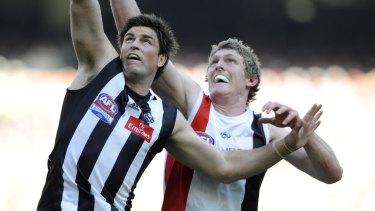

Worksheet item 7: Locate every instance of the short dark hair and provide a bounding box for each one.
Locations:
[118,14,179,79]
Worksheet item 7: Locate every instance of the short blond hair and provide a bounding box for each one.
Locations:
[209,38,262,103]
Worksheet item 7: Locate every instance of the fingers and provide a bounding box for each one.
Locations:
[292,118,303,131]
[313,120,321,131]
[258,117,274,124]
[312,110,323,130]
[262,101,301,126]
[262,101,290,114]
[280,110,299,126]
[262,101,279,114]
[261,102,322,132]
[291,103,322,134]
[303,104,322,121]
[284,104,323,150]
[303,104,323,134]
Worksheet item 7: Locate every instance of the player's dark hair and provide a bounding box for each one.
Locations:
[118,14,179,79]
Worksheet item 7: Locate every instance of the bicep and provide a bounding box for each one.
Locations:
[110,0,141,32]
[152,61,202,117]
[71,0,105,61]
[70,0,118,88]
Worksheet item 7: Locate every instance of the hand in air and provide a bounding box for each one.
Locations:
[258,101,301,128]
[284,104,323,150]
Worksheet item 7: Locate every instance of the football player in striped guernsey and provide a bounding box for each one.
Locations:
[110,0,343,211]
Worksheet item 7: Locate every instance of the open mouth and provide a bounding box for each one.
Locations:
[214,75,229,83]
[127,53,141,61]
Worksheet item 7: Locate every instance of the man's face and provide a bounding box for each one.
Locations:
[207,49,250,98]
[120,26,166,77]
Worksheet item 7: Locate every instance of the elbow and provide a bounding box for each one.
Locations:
[330,167,344,184]
[323,166,343,184]
[213,167,240,184]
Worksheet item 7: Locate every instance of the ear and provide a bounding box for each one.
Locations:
[246,75,258,88]
[157,54,168,68]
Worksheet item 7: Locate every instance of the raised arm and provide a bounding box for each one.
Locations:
[261,102,343,184]
[165,104,323,183]
[152,62,202,118]
[292,133,343,183]
[69,0,118,90]
[110,0,201,117]
[110,0,141,32]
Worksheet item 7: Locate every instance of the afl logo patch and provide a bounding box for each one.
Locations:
[90,93,118,124]
[196,131,215,145]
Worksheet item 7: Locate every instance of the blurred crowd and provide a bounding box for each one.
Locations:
[0,58,374,211]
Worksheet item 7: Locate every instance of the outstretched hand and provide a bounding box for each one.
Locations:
[284,104,323,150]
[258,101,301,128]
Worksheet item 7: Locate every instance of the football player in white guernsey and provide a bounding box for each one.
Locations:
[110,0,343,211]
[37,0,334,210]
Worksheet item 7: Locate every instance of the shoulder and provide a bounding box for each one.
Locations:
[69,57,122,90]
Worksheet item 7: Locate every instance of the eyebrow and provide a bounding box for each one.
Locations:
[124,32,155,41]
[211,53,238,60]
[223,53,238,58]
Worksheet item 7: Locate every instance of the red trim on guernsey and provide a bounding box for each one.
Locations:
[162,94,211,211]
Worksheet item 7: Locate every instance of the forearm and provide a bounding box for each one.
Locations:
[173,143,286,184]
[220,140,292,183]
[168,113,293,183]
[110,0,141,32]
[69,0,119,91]
[303,133,343,183]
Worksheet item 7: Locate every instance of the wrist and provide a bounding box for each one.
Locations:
[284,135,298,151]
[283,138,294,153]
[271,139,294,159]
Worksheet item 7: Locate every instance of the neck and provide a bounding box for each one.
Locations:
[210,94,248,116]
[125,80,151,96]
[123,69,155,96]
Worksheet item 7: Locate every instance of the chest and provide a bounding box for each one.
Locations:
[209,125,253,151]
[202,113,258,151]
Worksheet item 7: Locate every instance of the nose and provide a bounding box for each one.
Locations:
[128,38,140,50]
[215,59,225,71]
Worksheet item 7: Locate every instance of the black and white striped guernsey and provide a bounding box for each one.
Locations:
[37,58,177,211]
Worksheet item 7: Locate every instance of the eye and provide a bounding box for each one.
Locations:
[227,58,236,64]
[142,38,152,45]
[124,36,134,43]
[209,59,218,66]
